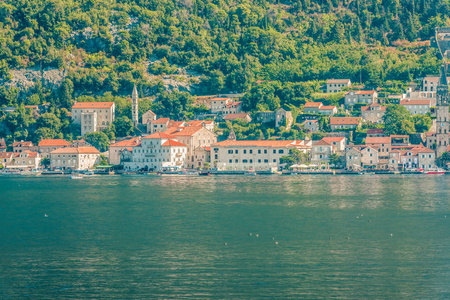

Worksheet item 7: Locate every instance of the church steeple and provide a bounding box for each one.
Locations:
[132,85,139,127]
[436,64,450,158]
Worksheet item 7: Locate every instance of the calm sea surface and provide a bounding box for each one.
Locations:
[0,175,450,299]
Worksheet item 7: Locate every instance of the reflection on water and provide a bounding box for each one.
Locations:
[0,175,450,298]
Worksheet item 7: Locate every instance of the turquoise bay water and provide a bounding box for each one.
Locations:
[1,175,450,299]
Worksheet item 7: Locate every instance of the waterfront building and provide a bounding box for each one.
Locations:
[38,139,72,158]
[109,137,141,165]
[344,91,378,108]
[399,99,431,115]
[361,103,386,123]
[132,85,139,127]
[123,132,187,171]
[71,102,115,136]
[329,117,362,131]
[0,152,14,167]
[12,141,37,153]
[346,146,379,170]
[12,151,41,169]
[193,146,211,169]
[311,140,332,164]
[49,147,101,170]
[326,79,351,93]
[322,137,346,153]
[166,126,217,169]
[396,145,436,170]
[211,140,311,171]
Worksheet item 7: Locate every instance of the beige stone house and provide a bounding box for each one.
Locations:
[72,102,115,136]
[49,147,101,170]
[38,139,72,158]
[361,103,386,123]
[330,117,362,131]
[326,79,351,93]
[109,137,141,165]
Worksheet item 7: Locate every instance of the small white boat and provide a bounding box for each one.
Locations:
[84,170,94,176]
[424,168,445,175]
[244,170,257,176]
[177,171,199,176]
[69,175,83,179]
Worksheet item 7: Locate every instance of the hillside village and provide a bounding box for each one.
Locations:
[1,65,450,174]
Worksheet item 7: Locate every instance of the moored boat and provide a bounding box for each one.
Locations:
[147,172,162,176]
[177,171,199,176]
[199,171,210,176]
[244,170,257,176]
[424,168,445,175]
[69,175,84,179]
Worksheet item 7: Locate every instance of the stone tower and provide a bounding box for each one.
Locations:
[132,84,139,127]
[436,65,450,158]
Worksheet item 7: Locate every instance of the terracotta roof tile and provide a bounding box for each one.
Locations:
[38,139,72,147]
[110,137,141,147]
[327,79,351,84]
[161,140,187,147]
[142,132,174,139]
[319,105,336,110]
[400,99,431,105]
[72,102,114,109]
[304,102,323,108]
[223,113,250,120]
[211,140,296,148]
[322,137,345,142]
[152,118,170,124]
[330,117,361,125]
[50,147,101,154]
[366,137,391,144]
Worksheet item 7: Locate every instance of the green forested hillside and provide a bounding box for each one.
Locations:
[0,0,447,142]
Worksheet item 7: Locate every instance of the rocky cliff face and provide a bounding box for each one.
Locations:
[0,67,67,91]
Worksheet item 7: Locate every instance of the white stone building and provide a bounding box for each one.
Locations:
[399,99,431,115]
[123,132,187,171]
[326,79,351,93]
[72,102,115,136]
[109,137,141,165]
[49,147,101,170]
[361,103,386,123]
[211,140,311,171]
[344,91,378,108]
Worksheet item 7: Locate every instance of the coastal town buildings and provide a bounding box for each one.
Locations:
[344,91,378,108]
[49,147,101,170]
[435,66,450,158]
[38,139,72,158]
[165,126,217,169]
[211,140,311,171]
[346,146,379,170]
[311,140,333,164]
[329,117,362,131]
[318,105,338,116]
[123,132,187,171]
[0,151,41,169]
[326,79,351,93]
[361,103,386,123]
[109,137,141,165]
[210,97,243,115]
[71,102,115,136]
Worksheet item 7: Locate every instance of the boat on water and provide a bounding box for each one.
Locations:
[177,171,199,176]
[84,170,94,176]
[424,169,446,175]
[199,171,210,176]
[147,172,162,176]
[69,175,84,179]
[244,170,257,176]
[41,170,64,175]
[0,170,21,176]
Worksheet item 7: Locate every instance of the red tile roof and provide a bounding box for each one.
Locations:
[304,102,323,108]
[327,79,350,84]
[366,137,391,144]
[142,132,174,139]
[330,117,361,125]
[319,105,336,110]
[400,99,431,105]
[211,140,296,148]
[168,121,185,128]
[171,126,205,136]
[50,147,101,154]
[152,118,170,124]
[13,141,33,147]
[110,137,141,147]
[367,129,384,134]
[0,152,13,159]
[361,104,387,112]
[390,135,409,138]
[223,113,250,120]
[322,137,345,142]
[161,140,187,147]
[355,90,376,95]
[38,139,72,147]
[313,140,331,146]
[211,97,231,101]
[22,150,39,158]
[72,102,114,109]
